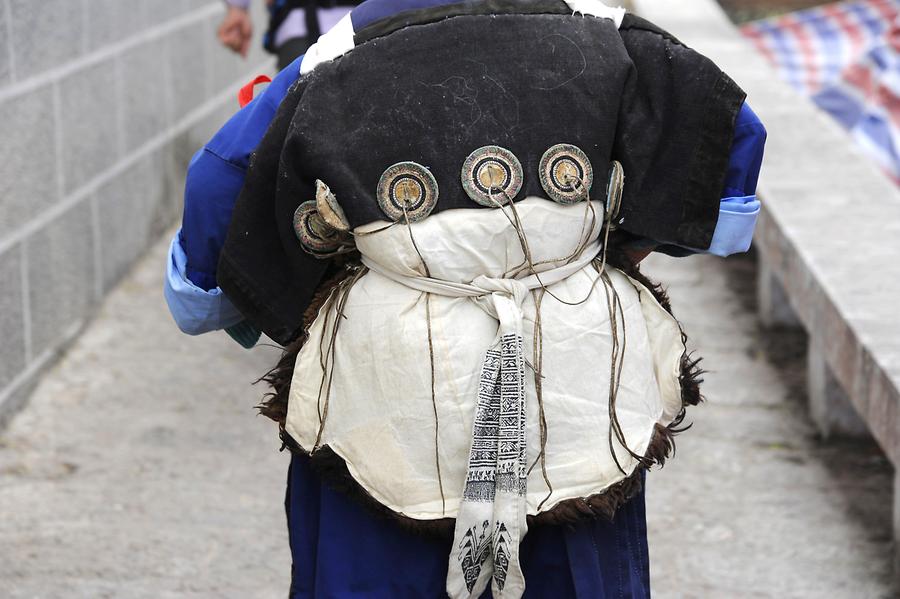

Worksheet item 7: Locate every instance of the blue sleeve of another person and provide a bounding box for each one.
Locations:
[705,102,767,257]
[163,55,303,338]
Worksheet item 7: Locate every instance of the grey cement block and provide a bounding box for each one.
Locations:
[187,0,217,12]
[87,0,205,54]
[808,339,871,439]
[162,133,192,219]
[0,245,26,392]
[189,97,231,148]
[25,199,96,357]
[0,85,58,239]
[146,149,181,237]
[85,0,147,51]
[9,0,84,77]
[119,37,169,153]
[167,21,210,125]
[85,0,122,51]
[0,1,11,87]
[153,0,195,23]
[161,99,230,219]
[59,59,122,194]
[0,374,36,429]
[757,254,801,328]
[95,153,168,291]
[155,99,237,246]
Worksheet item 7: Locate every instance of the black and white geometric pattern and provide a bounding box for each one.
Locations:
[462,349,501,503]
[457,519,492,593]
[452,333,527,597]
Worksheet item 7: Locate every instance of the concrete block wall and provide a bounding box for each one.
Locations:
[0,0,273,423]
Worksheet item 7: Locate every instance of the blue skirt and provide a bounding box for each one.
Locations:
[286,454,651,598]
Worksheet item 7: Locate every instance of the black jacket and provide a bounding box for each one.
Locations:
[220,1,746,344]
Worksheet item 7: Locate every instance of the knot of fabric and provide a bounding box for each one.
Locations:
[469,277,530,333]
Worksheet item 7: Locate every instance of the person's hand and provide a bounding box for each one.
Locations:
[218,6,253,57]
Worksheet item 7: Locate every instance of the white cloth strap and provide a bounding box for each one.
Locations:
[360,239,601,321]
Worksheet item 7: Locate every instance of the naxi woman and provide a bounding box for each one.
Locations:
[165,1,766,596]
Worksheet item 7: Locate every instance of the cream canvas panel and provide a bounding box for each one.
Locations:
[285,198,685,520]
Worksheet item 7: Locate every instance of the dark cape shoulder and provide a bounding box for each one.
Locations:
[614,14,746,249]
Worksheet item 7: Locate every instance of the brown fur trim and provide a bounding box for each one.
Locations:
[278,421,677,535]
[530,422,675,525]
[279,428,456,537]
[526,258,705,524]
[256,266,359,424]
[621,258,707,430]
[612,254,707,414]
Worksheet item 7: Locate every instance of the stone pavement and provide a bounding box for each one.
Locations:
[0,232,895,598]
[642,254,896,598]
[0,235,288,598]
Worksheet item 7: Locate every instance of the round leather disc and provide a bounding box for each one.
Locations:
[376,162,439,223]
[461,145,523,207]
[605,160,625,227]
[539,144,594,205]
[293,201,343,254]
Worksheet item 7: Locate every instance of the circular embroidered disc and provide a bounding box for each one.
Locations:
[376,162,438,223]
[315,180,350,232]
[539,144,594,205]
[461,146,523,207]
[293,201,343,254]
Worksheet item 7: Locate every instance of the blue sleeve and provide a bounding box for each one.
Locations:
[164,230,245,334]
[704,102,766,257]
[181,54,304,291]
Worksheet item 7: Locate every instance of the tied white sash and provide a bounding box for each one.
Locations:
[361,239,601,599]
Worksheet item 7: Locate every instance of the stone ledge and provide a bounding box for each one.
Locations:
[631,0,900,463]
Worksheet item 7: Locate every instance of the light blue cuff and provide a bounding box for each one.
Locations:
[704,196,760,257]
[164,230,245,335]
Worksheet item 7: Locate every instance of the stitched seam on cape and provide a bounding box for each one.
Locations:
[618,14,686,48]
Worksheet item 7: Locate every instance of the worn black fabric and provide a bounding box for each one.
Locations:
[219,6,745,344]
[287,13,627,229]
[615,14,746,248]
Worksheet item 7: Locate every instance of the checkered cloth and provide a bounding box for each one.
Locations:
[742,0,900,180]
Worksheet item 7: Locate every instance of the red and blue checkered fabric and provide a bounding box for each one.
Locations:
[743,0,900,181]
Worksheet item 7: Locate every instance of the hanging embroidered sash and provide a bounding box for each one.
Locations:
[451,332,527,598]
[362,239,600,598]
